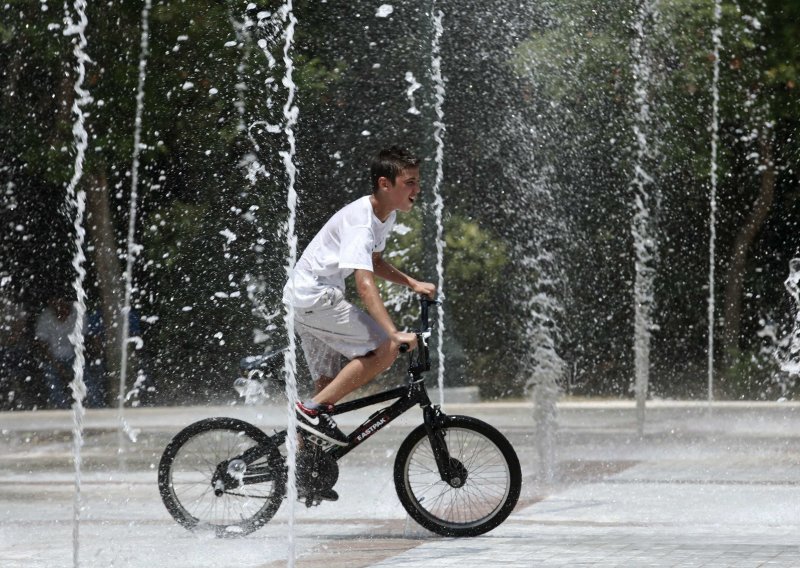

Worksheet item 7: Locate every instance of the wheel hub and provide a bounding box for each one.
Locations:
[446,458,468,488]
[211,458,248,496]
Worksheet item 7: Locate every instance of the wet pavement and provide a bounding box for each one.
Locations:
[1,399,799,567]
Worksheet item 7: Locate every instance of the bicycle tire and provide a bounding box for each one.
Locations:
[394,415,521,537]
[158,417,286,537]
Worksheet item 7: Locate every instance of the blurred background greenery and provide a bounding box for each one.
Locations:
[1,0,799,408]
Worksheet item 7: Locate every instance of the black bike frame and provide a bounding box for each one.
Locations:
[237,297,451,481]
[325,295,438,459]
[328,379,431,460]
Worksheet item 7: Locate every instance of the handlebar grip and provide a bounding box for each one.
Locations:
[399,343,410,353]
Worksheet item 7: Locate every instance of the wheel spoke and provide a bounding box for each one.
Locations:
[160,419,286,536]
[399,421,519,535]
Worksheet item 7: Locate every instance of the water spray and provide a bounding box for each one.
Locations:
[430,8,447,405]
[706,0,723,406]
[277,3,300,565]
[62,0,91,564]
[630,0,661,436]
[118,0,152,457]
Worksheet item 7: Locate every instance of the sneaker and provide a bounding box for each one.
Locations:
[295,402,348,446]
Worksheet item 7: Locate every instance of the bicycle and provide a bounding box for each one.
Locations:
[157,296,521,537]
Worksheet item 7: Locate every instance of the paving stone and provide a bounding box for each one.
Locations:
[1,401,799,567]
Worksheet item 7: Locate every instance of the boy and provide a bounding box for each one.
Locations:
[283,146,436,447]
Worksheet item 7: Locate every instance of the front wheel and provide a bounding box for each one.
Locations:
[394,415,521,537]
[158,417,286,537]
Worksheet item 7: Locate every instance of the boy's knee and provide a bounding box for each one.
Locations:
[375,339,399,367]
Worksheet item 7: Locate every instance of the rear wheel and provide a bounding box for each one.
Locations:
[394,415,521,537]
[158,417,286,537]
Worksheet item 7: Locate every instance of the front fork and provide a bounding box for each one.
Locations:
[423,405,467,488]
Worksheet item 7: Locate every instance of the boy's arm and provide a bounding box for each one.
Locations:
[355,269,417,351]
[372,253,436,298]
[354,269,400,337]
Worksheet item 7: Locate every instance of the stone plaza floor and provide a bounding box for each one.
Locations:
[1,399,798,567]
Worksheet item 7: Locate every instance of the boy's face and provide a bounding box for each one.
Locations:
[383,167,420,213]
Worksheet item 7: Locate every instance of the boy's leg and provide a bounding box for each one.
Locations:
[295,288,392,406]
[296,330,343,397]
[295,327,351,446]
[293,288,395,444]
[312,338,397,405]
[313,375,335,396]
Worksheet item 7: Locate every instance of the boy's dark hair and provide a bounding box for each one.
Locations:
[370,146,420,192]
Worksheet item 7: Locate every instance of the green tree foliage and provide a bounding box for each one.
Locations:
[379,208,513,396]
[2,0,799,407]
[511,0,800,398]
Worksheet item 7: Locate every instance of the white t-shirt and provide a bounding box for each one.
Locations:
[284,196,395,308]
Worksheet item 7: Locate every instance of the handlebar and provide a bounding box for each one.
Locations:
[399,296,440,355]
[418,295,441,331]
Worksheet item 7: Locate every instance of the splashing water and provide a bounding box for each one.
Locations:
[514,150,567,484]
[781,259,800,377]
[234,375,268,404]
[229,8,253,136]
[376,4,394,18]
[756,259,800,395]
[630,0,660,435]
[277,3,300,566]
[430,9,447,405]
[524,245,565,483]
[118,0,151,456]
[233,8,284,353]
[492,111,566,482]
[707,0,722,405]
[405,71,422,115]
[62,0,91,565]
[241,8,283,184]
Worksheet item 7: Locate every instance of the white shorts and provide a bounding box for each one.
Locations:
[293,288,389,381]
